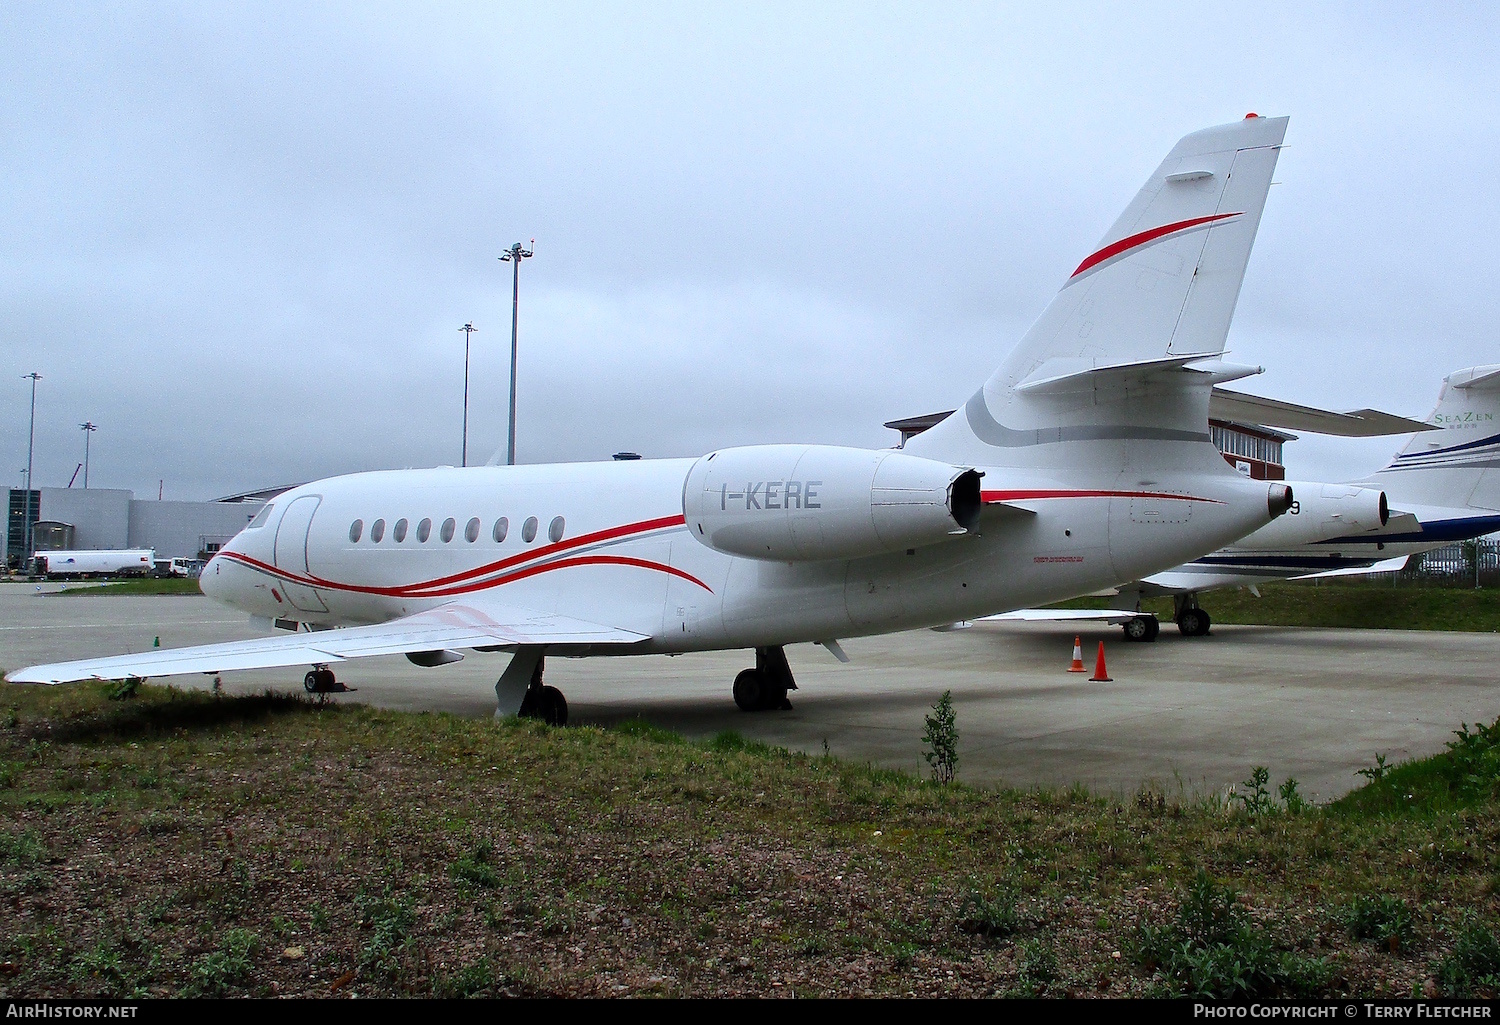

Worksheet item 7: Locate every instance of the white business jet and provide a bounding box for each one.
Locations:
[9,115,1297,721]
[1113,366,1500,636]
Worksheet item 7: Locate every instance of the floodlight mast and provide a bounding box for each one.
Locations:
[458,324,476,467]
[79,422,97,489]
[498,240,534,466]
[22,373,41,561]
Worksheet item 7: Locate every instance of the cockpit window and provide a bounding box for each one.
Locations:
[246,504,275,529]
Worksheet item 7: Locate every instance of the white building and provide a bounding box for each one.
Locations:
[3,486,289,569]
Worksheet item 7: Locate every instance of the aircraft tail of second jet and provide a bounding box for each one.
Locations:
[1367,366,1500,512]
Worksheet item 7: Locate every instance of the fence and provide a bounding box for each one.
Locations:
[1398,538,1500,588]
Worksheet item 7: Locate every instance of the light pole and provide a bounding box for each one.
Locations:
[22,373,41,560]
[79,422,97,489]
[498,240,534,466]
[458,324,476,467]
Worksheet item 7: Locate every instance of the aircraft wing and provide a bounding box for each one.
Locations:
[977,608,1150,625]
[4,600,649,685]
[1290,555,1411,581]
[1209,388,1437,437]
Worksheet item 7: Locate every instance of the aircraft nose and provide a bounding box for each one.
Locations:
[199,553,227,600]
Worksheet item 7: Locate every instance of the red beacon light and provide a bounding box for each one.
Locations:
[1244,112,1260,118]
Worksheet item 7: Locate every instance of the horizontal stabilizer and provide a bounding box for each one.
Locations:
[6,600,648,685]
[1014,353,1263,396]
[1210,388,1437,437]
[1451,367,1500,391]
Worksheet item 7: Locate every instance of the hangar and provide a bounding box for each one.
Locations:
[2,485,288,570]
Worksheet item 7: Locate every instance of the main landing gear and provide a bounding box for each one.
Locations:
[1173,594,1212,637]
[518,657,569,727]
[494,648,568,726]
[733,646,797,712]
[303,666,348,692]
[1121,615,1161,642]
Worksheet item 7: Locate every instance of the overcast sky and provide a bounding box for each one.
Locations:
[4,3,1498,500]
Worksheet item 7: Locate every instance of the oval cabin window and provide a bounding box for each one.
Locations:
[349,520,363,543]
[393,518,408,542]
[417,518,432,542]
[522,516,538,543]
[492,517,509,543]
[371,519,386,543]
[549,516,565,543]
[440,517,456,543]
[465,517,481,543]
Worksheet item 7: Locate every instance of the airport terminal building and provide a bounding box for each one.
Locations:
[2,486,283,570]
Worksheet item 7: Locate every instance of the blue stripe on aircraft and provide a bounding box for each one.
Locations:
[1393,432,1500,461]
[1310,515,1500,546]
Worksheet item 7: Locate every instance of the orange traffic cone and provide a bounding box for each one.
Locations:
[1090,640,1112,682]
[1067,636,1086,672]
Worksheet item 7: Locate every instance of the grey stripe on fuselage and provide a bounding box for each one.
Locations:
[964,392,1210,448]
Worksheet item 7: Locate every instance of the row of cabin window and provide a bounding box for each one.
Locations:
[347,515,564,546]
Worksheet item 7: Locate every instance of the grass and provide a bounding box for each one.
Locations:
[1052,581,1500,632]
[0,681,1498,997]
[46,578,203,596]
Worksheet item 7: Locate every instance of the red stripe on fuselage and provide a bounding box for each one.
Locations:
[216,513,712,597]
[1070,212,1241,280]
[982,489,1223,504]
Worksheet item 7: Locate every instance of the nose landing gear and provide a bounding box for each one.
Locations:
[732,646,797,712]
[1121,615,1160,642]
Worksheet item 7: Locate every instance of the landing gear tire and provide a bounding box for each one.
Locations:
[733,669,764,712]
[519,683,568,726]
[303,668,337,693]
[1177,609,1211,637]
[536,685,568,726]
[1122,616,1159,642]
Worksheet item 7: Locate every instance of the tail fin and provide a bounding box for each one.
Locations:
[1368,366,1500,510]
[908,115,1287,468]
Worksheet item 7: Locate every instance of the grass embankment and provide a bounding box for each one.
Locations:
[1054,581,1500,632]
[1,683,1498,998]
[48,578,202,597]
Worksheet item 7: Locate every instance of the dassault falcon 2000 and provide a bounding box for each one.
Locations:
[10,114,1297,723]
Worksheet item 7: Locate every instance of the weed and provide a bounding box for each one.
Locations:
[1357,753,1391,784]
[1235,767,1273,815]
[185,929,257,997]
[1278,777,1307,814]
[449,840,500,889]
[0,829,47,866]
[1344,895,1415,953]
[356,888,416,971]
[922,690,959,784]
[1131,871,1332,998]
[1446,720,1500,802]
[308,903,330,932]
[106,678,141,702]
[796,935,828,956]
[957,885,1020,940]
[435,959,495,997]
[1018,936,1058,990]
[1134,783,1167,814]
[1437,919,1500,996]
[70,940,128,987]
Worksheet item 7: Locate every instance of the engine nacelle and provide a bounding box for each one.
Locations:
[1234,481,1388,550]
[683,445,982,562]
